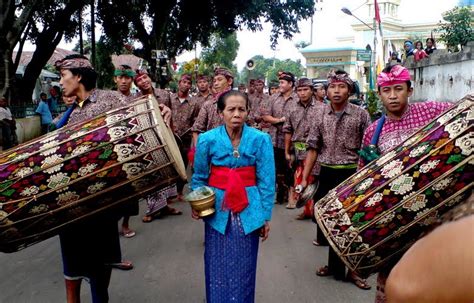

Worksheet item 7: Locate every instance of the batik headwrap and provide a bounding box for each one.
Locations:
[327,71,354,91]
[214,67,234,79]
[278,72,295,83]
[296,78,313,88]
[180,74,192,82]
[55,58,93,70]
[197,74,209,81]
[114,66,136,77]
[377,65,411,87]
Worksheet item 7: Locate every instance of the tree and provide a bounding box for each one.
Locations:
[239,55,305,84]
[437,6,474,52]
[97,0,315,86]
[17,0,87,104]
[201,33,239,75]
[0,0,40,100]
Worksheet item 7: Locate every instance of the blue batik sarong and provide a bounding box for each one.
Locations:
[204,214,260,303]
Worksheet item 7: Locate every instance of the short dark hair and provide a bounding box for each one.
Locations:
[378,65,412,91]
[62,54,97,91]
[426,37,435,44]
[40,92,47,98]
[217,90,249,112]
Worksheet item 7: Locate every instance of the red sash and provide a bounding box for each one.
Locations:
[208,165,256,213]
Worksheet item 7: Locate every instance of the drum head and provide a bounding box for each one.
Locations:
[148,96,187,180]
[296,181,319,208]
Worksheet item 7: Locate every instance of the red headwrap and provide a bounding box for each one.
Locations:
[197,74,209,81]
[55,57,93,70]
[134,69,149,84]
[377,65,411,87]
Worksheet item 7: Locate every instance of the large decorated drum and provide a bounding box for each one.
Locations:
[0,95,186,252]
[315,95,473,278]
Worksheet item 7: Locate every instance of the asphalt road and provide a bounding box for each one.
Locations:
[0,202,376,303]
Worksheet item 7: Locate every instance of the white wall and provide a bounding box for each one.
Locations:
[407,43,473,103]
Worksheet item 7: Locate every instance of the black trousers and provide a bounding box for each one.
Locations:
[313,165,356,279]
[177,136,191,194]
[274,148,293,203]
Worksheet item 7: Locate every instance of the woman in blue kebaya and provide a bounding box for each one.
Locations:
[191,90,275,303]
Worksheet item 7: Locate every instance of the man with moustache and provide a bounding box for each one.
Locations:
[134,69,171,108]
[248,78,269,129]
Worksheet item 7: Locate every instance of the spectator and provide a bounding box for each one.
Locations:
[402,41,414,63]
[389,51,402,65]
[0,96,17,150]
[36,92,53,135]
[48,85,61,117]
[414,41,429,62]
[425,37,437,55]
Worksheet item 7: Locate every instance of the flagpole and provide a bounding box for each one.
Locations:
[371,17,376,90]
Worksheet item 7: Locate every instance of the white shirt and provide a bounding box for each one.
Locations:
[0,107,13,120]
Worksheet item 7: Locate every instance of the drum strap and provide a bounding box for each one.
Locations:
[370,115,386,146]
[55,103,77,129]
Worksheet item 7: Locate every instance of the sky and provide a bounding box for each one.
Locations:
[21,0,458,71]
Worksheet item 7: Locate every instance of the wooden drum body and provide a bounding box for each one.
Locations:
[315,95,473,277]
[0,95,186,252]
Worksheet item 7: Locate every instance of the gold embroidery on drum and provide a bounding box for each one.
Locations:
[71,145,91,157]
[77,163,98,177]
[29,204,49,214]
[56,191,80,206]
[445,118,469,138]
[47,172,70,190]
[87,182,107,194]
[402,194,427,212]
[122,162,145,178]
[419,159,441,173]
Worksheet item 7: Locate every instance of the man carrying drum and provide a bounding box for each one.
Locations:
[54,54,171,303]
[133,70,183,222]
[359,64,452,303]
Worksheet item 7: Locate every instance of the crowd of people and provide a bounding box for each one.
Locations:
[1,51,471,303]
[397,37,437,64]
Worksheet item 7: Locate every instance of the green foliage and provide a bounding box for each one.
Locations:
[239,55,305,84]
[201,33,239,74]
[366,90,382,121]
[95,37,115,89]
[437,6,474,52]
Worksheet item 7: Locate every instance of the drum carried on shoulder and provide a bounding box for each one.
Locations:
[0,95,186,253]
[315,95,473,278]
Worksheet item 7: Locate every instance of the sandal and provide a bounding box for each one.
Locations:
[316,265,332,277]
[164,206,182,216]
[109,261,134,271]
[347,272,372,290]
[121,230,136,238]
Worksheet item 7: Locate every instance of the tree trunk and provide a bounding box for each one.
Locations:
[17,0,86,104]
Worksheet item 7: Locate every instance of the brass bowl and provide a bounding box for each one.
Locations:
[185,186,216,217]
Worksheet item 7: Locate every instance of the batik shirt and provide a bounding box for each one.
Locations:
[283,98,324,160]
[191,91,213,111]
[136,88,171,108]
[362,101,453,154]
[170,93,200,143]
[56,89,128,125]
[307,102,371,165]
[191,98,223,133]
[261,92,298,149]
[249,92,269,128]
